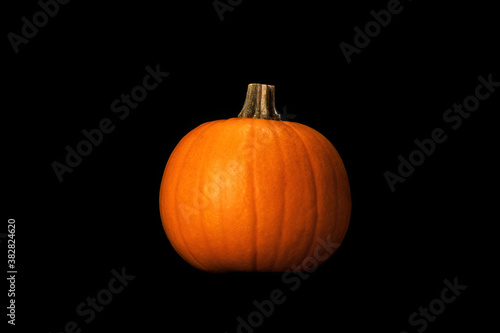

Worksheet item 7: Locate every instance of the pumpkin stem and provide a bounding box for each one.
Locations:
[238,83,282,120]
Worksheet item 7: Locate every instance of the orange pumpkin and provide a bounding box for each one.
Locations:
[159,84,351,272]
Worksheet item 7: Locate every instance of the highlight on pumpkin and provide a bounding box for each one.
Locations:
[159,83,351,272]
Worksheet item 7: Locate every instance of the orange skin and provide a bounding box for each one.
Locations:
[159,118,351,273]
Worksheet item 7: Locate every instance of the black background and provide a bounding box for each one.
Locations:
[4,0,498,332]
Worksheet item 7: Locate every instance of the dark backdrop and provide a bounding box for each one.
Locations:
[4,1,498,332]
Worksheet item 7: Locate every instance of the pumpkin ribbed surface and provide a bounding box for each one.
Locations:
[159,116,351,272]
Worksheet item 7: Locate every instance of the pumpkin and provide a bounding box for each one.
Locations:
[159,83,351,272]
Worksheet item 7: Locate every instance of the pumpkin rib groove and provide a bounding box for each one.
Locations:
[310,127,341,245]
[161,131,195,247]
[214,120,231,271]
[308,125,350,249]
[170,127,207,271]
[215,119,237,271]
[270,123,286,270]
[176,121,220,272]
[195,120,226,272]
[251,123,259,271]
[325,138,343,246]
[284,122,319,266]
[317,132,348,244]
